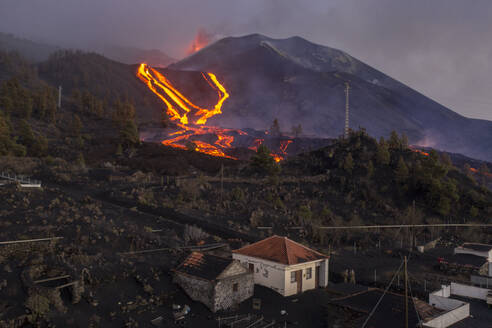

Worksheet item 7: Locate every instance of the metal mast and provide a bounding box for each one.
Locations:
[344,82,350,138]
[58,85,62,109]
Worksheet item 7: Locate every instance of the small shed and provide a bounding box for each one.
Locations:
[173,252,254,312]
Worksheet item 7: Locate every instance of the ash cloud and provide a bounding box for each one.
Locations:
[0,0,491,121]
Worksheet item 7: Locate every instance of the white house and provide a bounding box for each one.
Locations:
[454,243,492,261]
[232,235,329,296]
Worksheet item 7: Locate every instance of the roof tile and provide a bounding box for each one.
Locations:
[232,235,328,265]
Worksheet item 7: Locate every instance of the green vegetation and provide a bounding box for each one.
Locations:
[249,144,280,175]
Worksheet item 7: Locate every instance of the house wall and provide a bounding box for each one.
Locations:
[319,259,329,287]
[470,274,492,287]
[450,282,490,301]
[174,273,214,310]
[430,285,451,298]
[232,253,286,295]
[232,254,329,297]
[284,261,322,296]
[454,247,492,261]
[429,294,465,311]
[214,273,254,312]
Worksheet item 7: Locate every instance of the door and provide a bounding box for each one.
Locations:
[315,266,320,288]
[295,270,303,294]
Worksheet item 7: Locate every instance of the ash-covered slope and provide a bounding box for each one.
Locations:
[170,34,492,161]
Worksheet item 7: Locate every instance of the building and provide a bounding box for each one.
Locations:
[454,243,492,277]
[428,283,492,328]
[232,235,329,296]
[329,288,447,327]
[173,252,254,312]
[454,243,492,261]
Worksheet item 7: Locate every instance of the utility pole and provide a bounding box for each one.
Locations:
[344,82,350,139]
[404,256,408,328]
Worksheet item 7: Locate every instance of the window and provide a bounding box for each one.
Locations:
[233,283,238,292]
[249,263,254,273]
[306,268,312,280]
[290,271,296,283]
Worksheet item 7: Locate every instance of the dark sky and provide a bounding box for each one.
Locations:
[1,0,491,121]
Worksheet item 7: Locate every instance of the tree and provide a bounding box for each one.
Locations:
[395,156,409,182]
[72,114,82,136]
[119,120,139,148]
[291,124,302,138]
[366,160,375,179]
[388,130,400,149]
[250,144,280,175]
[76,152,85,168]
[376,139,390,165]
[18,119,35,148]
[400,133,409,150]
[479,163,490,186]
[343,153,354,173]
[440,153,453,167]
[269,118,281,137]
[297,205,312,225]
[115,143,123,156]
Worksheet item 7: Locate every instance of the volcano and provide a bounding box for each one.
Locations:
[169,34,492,162]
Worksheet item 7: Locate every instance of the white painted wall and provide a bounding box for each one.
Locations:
[232,253,328,296]
[489,262,492,277]
[429,294,465,311]
[451,282,490,301]
[232,253,287,295]
[284,261,319,296]
[430,285,451,298]
[424,303,470,328]
[319,259,329,287]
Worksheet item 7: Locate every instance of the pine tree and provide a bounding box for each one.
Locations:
[376,139,390,165]
[250,144,280,175]
[343,153,354,173]
[388,130,400,149]
[395,156,409,182]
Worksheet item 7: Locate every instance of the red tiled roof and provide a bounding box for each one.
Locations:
[232,235,328,265]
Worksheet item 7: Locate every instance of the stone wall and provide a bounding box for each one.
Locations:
[213,273,254,312]
[173,273,214,310]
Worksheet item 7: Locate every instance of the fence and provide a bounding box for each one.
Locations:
[0,172,41,187]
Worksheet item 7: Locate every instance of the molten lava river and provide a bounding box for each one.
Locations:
[137,63,289,161]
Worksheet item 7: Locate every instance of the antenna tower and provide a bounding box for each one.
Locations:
[344,82,350,138]
[58,85,62,109]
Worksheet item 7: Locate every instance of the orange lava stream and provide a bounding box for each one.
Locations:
[137,63,291,162]
[137,63,238,159]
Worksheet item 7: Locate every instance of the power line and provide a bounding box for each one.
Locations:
[362,259,405,328]
[317,223,492,230]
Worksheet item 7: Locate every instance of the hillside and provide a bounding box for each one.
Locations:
[170,34,492,162]
[0,32,59,63]
[95,45,175,67]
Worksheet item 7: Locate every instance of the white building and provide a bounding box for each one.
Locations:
[454,243,492,261]
[232,235,329,296]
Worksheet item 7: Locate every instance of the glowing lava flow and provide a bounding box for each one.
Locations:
[137,63,240,159]
[137,63,292,162]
